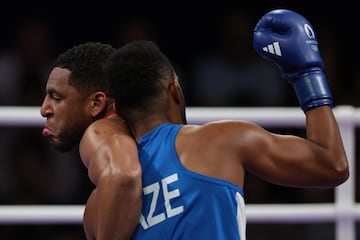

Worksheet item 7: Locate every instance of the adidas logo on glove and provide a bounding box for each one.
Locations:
[262,41,282,56]
[253,9,333,112]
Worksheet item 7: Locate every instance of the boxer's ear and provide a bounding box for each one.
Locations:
[89,91,107,117]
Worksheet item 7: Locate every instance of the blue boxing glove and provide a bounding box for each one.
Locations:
[253,9,333,112]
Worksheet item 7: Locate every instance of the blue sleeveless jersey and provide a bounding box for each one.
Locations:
[133,123,246,240]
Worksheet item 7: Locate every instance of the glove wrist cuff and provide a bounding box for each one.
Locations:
[293,71,333,112]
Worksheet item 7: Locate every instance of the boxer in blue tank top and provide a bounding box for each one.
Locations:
[105,10,349,238]
[134,123,246,239]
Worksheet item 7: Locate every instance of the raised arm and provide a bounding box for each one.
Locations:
[248,9,349,187]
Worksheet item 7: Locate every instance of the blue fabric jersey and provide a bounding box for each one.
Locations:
[133,123,246,240]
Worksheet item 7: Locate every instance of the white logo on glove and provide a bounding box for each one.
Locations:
[304,23,319,51]
[304,24,315,39]
[262,41,282,56]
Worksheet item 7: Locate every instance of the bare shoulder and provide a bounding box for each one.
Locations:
[80,115,133,167]
[89,115,130,135]
[176,120,267,186]
[181,120,265,138]
[178,120,271,153]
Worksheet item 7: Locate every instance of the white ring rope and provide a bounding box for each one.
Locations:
[0,203,359,224]
[0,106,358,240]
[1,105,360,126]
[0,205,84,224]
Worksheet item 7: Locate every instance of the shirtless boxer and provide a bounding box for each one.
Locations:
[40,42,141,240]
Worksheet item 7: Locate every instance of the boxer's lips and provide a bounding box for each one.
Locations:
[42,126,61,145]
[42,126,53,137]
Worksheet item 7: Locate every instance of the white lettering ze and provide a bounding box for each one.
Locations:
[139,173,184,229]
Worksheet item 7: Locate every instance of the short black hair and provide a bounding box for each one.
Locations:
[105,40,174,117]
[54,42,115,95]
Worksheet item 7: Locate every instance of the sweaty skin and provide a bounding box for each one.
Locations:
[132,78,349,190]
[175,107,347,189]
[80,113,142,240]
[41,67,142,240]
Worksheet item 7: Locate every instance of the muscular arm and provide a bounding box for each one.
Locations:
[179,106,348,190]
[81,118,142,240]
[250,9,349,187]
[243,106,349,188]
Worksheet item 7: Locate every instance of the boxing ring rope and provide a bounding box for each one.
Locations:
[0,106,358,239]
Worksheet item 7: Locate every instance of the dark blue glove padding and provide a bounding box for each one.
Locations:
[253,9,333,112]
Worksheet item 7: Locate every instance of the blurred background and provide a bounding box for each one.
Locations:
[0,1,357,239]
